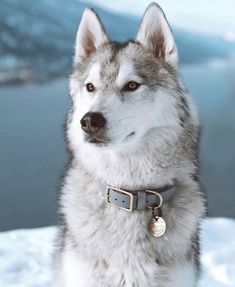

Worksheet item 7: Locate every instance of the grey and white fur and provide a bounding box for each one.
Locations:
[53,3,207,287]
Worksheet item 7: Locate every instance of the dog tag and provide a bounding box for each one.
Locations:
[148,216,166,237]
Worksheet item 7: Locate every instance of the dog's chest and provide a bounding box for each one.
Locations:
[62,171,201,287]
[72,195,157,257]
[67,200,166,286]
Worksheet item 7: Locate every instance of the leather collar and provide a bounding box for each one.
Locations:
[103,185,175,212]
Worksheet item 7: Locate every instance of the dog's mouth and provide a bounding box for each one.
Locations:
[86,135,109,145]
[89,138,106,144]
[123,131,136,142]
[85,131,136,146]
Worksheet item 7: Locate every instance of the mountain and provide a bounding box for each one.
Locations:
[0,0,234,84]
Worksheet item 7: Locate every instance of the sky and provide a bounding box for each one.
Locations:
[80,0,235,40]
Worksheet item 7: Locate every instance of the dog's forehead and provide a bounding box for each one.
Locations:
[86,42,145,87]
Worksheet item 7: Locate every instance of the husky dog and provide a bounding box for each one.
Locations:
[54,3,206,287]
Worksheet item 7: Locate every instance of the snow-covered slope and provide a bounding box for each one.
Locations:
[0,218,234,287]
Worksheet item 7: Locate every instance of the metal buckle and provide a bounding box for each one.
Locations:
[145,190,163,209]
[106,185,134,212]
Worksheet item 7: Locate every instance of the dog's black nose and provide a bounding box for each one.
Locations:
[80,112,106,134]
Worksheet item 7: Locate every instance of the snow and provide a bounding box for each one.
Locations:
[199,218,235,286]
[0,227,55,287]
[0,218,235,286]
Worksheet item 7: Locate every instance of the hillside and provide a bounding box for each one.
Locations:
[1,0,234,84]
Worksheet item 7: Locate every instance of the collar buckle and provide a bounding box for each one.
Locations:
[106,186,134,212]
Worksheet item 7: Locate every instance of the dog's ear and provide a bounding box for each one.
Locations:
[74,8,109,63]
[136,3,177,67]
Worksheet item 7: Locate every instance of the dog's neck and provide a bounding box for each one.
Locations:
[76,130,183,190]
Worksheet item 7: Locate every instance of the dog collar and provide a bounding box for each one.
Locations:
[104,185,175,212]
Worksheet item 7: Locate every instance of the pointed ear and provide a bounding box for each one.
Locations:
[74,8,109,63]
[136,3,177,67]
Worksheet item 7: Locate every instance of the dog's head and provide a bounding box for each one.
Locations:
[68,3,188,158]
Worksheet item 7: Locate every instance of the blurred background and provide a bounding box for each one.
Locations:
[0,0,235,231]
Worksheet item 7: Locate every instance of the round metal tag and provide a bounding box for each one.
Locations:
[148,216,166,237]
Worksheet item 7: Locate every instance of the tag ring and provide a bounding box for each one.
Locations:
[146,190,163,210]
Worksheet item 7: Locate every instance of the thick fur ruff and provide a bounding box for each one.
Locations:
[53,3,206,287]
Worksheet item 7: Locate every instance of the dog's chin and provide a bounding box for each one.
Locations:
[83,131,136,148]
[84,135,110,146]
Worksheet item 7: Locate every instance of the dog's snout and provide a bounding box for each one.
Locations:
[80,112,106,134]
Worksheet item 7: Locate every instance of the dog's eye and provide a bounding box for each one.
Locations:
[123,81,141,92]
[86,83,95,92]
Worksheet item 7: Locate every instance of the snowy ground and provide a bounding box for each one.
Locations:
[0,218,234,287]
